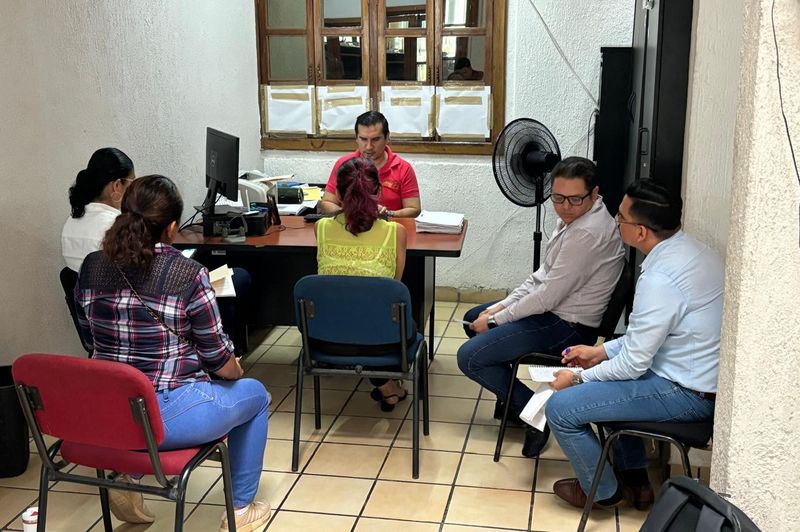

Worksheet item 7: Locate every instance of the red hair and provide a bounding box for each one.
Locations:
[336,157,380,235]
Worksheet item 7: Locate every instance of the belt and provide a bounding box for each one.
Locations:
[687,389,716,401]
[568,321,599,339]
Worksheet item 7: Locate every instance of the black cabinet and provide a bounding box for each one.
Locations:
[594,47,633,216]
[626,0,694,199]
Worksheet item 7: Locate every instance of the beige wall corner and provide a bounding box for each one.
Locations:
[710,0,800,529]
[682,0,744,255]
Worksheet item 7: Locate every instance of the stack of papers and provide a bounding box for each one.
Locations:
[415,211,464,234]
[209,265,236,298]
[519,366,582,431]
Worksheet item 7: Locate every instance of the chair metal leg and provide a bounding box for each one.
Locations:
[678,444,692,477]
[291,355,305,472]
[578,430,620,532]
[412,359,420,479]
[313,375,321,430]
[174,498,186,531]
[217,444,237,532]
[494,357,523,462]
[173,463,195,532]
[428,259,436,361]
[420,348,430,436]
[36,464,49,532]
[96,469,113,531]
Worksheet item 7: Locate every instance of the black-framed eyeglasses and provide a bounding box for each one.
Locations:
[551,191,592,206]
[615,212,652,229]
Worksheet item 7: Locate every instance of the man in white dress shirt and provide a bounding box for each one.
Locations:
[457,157,626,457]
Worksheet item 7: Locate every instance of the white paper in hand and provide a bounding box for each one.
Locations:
[519,383,553,431]
[528,365,581,382]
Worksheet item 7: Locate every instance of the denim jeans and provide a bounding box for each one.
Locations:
[457,302,595,415]
[157,379,270,507]
[545,370,715,501]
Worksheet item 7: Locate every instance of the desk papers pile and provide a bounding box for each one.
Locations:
[415,211,464,234]
[519,366,581,431]
[209,265,236,298]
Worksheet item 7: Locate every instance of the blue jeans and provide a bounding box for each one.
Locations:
[545,370,715,500]
[457,302,595,415]
[157,379,269,507]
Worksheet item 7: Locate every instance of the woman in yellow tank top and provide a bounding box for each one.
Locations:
[315,157,409,410]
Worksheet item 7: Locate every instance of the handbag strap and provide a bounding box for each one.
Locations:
[115,265,196,347]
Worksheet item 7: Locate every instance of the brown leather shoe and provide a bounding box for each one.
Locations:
[553,478,624,510]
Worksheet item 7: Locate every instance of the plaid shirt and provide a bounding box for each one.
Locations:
[75,244,234,391]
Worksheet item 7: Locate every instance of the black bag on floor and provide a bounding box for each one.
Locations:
[0,365,29,477]
[641,476,760,532]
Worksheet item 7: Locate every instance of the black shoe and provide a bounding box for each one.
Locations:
[522,425,550,458]
[493,401,525,427]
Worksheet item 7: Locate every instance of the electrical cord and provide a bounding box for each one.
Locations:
[770,0,799,245]
[771,0,799,187]
[587,109,599,158]
[438,206,523,278]
[526,0,599,108]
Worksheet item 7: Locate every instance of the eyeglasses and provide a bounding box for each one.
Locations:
[615,213,652,229]
[551,191,592,206]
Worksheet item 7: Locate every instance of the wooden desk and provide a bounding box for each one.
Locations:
[173,216,467,353]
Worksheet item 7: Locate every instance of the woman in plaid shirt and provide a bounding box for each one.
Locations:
[75,175,271,531]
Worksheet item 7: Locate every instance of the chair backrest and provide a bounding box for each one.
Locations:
[596,261,634,340]
[293,275,416,351]
[12,353,164,450]
[59,267,92,354]
[641,476,761,532]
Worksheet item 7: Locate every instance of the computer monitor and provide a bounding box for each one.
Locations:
[201,127,239,215]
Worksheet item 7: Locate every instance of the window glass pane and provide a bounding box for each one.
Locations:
[269,36,308,80]
[441,36,485,81]
[385,37,427,82]
[443,0,484,28]
[267,0,305,28]
[322,0,361,27]
[324,36,362,80]
[386,0,426,28]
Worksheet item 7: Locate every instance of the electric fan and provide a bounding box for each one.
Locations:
[492,118,561,270]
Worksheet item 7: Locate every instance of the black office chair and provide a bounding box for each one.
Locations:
[577,420,714,532]
[493,262,634,461]
[59,267,92,355]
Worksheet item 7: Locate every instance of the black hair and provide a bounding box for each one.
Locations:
[102,175,183,271]
[354,111,390,137]
[68,148,134,218]
[454,57,472,70]
[625,179,682,236]
[551,156,596,191]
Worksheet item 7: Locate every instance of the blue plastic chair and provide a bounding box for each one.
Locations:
[292,275,430,478]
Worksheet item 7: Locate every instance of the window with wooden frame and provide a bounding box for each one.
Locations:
[256,0,506,155]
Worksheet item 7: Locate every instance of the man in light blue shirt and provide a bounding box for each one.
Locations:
[544,179,724,511]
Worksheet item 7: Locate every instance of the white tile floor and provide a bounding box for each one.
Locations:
[0,301,652,531]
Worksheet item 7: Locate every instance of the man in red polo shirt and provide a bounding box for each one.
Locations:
[319,111,422,218]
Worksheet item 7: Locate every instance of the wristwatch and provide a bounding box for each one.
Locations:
[570,372,583,386]
[386,209,394,218]
[487,315,498,329]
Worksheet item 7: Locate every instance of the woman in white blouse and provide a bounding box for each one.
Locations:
[62,148,135,271]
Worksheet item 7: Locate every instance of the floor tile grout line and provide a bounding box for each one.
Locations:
[436,388,486,532]
[262,370,371,529]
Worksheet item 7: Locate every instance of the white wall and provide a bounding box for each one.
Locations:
[710,0,800,527]
[265,0,634,290]
[0,0,261,364]
[682,0,744,255]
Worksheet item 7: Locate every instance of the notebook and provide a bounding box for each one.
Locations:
[528,365,581,382]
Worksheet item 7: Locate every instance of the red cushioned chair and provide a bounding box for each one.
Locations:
[12,353,236,532]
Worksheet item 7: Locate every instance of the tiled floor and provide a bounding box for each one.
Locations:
[0,301,650,531]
